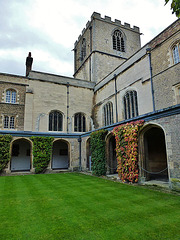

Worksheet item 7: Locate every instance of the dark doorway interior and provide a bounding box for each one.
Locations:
[144,127,168,181]
[107,136,117,174]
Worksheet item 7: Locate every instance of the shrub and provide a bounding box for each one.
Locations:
[0,135,12,172]
[90,129,107,176]
[31,136,54,173]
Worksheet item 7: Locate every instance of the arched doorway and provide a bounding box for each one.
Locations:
[106,134,117,174]
[52,140,69,169]
[11,139,31,171]
[142,126,168,181]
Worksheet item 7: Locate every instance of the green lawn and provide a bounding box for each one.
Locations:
[0,173,179,240]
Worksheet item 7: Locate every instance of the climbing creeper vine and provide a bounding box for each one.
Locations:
[113,120,144,183]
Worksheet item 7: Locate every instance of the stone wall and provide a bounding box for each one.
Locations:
[152,115,180,179]
[74,12,141,83]
[150,19,180,110]
[0,76,27,130]
[24,74,94,132]
[93,55,153,128]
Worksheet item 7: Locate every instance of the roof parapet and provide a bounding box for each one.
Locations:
[74,12,140,47]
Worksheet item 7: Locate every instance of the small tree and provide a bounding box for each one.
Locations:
[165,0,180,18]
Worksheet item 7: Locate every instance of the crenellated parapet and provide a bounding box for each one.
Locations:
[74,12,140,47]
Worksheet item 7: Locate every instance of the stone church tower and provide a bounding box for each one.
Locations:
[74,12,141,83]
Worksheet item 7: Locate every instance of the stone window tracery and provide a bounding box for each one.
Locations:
[113,30,125,52]
[103,102,114,126]
[123,90,138,119]
[74,113,86,132]
[49,111,63,131]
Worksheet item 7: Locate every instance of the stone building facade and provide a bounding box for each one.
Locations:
[0,13,179,189]
[0,74,28,131]
[74,12,141,83]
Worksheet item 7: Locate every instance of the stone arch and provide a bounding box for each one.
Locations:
[106,132,117,174]
[139,123,169,181]
[51,139,70,170]
[10,138,32,172]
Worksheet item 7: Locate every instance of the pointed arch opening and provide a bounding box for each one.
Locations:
[106,133,117,174]
[139,125,169,181]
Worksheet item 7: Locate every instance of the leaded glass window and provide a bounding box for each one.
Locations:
[113,30,125,52]
[6,89,16,103]
[49,111,63,131]
[74,113,86,132]
[123,91,138,119]
[103,102,114,126]
[172,43,180,64]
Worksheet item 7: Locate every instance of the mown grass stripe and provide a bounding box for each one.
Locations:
[0,173,179,240]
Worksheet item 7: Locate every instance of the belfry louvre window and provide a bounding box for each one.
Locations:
[49,111,63,131]
[103,102,114,126]
[172,42,180,64]
[113,30,125,52]
[74,113,86,132]
[6,89,16,103]
[4,116,15,129]
[123,91,138,119]
[81,38,86,61]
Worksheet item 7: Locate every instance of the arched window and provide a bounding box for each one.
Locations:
[6,89,16,103]
[123,91,138,119]
[74,113,86,132]
[113,30,125,52]
[49,111,63,131]
[81,38,86,61]
[172,42,180,64]
[103,102,114,126]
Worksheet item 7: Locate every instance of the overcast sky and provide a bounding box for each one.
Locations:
[0,0,177,78]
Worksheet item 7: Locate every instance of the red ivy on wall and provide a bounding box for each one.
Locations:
[113,120,144,183]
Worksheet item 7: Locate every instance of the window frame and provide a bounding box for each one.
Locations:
[74,113,86,132]
[49,110,63,132]
[123,90,139,120]
[81,38,86,61]
[112,30,125,52]
[103,102,114,126]
[5,89,17,104]
[172,42,180,64]
[4,115,15,129]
